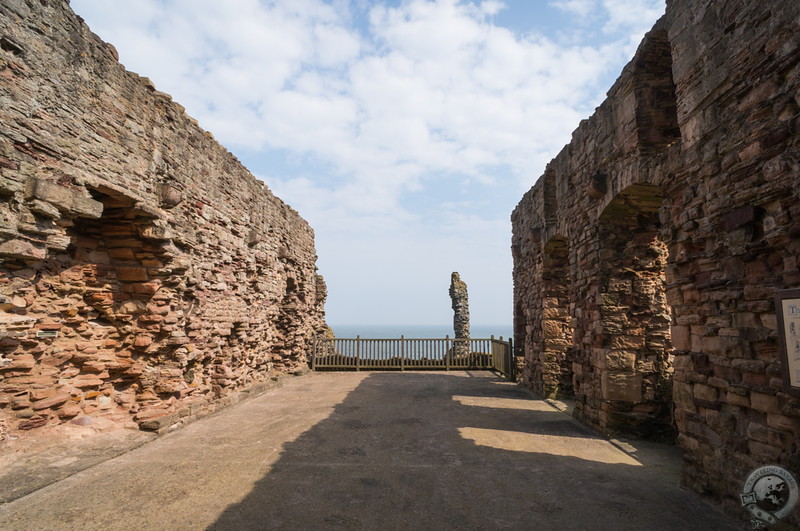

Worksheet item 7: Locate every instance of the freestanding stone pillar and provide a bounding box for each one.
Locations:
[449,272,470,358]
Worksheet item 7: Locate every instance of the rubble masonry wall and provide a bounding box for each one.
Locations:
[0,0,327,435]
[512,0,800,519]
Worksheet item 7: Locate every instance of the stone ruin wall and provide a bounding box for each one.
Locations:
[0,0,327,436]
[513,0,800,520]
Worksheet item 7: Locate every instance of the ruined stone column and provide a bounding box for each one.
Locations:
[449,272,470,358]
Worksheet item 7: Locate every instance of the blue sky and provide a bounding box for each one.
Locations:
[70,0,665,327]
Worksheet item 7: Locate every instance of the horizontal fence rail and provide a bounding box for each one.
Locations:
[311,336,514,380]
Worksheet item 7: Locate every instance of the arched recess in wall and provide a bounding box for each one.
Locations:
[597,182,675,440]
[540,235,573,399]
[633,26,680,153]
[543,169,558,225]
[64,187,181,418]
[272,264,308,371]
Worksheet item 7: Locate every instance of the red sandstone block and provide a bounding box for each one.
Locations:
[732,359,765,373]
[726,391,750,408]
[87,292,113,305]
[137,390,158,401]
[108,248,136,260]
[769,378,785,391]
[18,416,49,430]
[73,376,103,388]
[29,388,57,401]
[138,314,164,324]
[682,289,701,304]
[706,377,729,390]
[750,391,780,413]
[767,427,795,451]
[146,303,170,315]
[677,433,699,451]
[0,337,20,348]
[742,372,770,387]
[133,335,154,348]
[132,406,165,422]
[748,440,782,461]
[767,413,800,434]
[671,326,691,351]
[117,267,148,282]
[746,421,769,443]
[82,361,106,373]
[57,403,81,419]
[738,79,779,112]
[743,285,774,300]
[754,343,779,361]
[700,336,723,354]
[1,354,35,370]
[31,392,69,410]
[713,365,741,383]
[10,395,31,409]
[133,282,160,295]
[59,268,84,282]
[167,336,189,346]
[784,271,800,285]
[609,335,646,350]
[112,292,131,302]
[760,313,777,330]
[693,384,718,402]
[104,357,135,370]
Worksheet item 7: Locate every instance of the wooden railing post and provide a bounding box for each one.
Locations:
[400,335,405,372]
[507,338,514,381]
[445,335,451,371]
[356,335,361,372]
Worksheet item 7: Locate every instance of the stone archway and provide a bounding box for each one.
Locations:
[595,182,675,440]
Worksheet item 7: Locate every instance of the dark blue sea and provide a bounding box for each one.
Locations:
[329,324,513,341]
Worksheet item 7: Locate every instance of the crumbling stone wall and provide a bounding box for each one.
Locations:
[0,0,327,435]
[513,0,800,520]
[449,272,470,358]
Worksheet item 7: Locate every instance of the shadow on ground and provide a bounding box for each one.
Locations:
[210,372,740,530]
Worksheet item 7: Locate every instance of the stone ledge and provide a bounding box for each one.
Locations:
[137,372,290,435]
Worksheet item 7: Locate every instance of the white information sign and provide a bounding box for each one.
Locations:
[776,290,800,396]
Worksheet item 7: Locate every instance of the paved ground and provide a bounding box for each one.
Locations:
[0,371,744,530]
[0,427,156,504]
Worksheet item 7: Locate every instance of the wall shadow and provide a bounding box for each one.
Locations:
[210,372,739,530]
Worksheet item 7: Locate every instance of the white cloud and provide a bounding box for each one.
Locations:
[71,0,666,325]
[479,1,506,17]
[550,0,597,17]
[602,0,665,34]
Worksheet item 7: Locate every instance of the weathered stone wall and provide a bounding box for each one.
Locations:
[449,272,470,358]
[0,1,327,435]
[449,272,470,338]
[513,0,800,520]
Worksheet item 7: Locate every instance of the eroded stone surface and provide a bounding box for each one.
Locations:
[449,272,470,339]
[0,1,326,439]
[449,272,470,358]
[512,2,800,524]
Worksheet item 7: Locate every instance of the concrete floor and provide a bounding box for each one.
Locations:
[0,371,744,530]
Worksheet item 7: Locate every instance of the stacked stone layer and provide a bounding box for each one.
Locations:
[512,0,800,521]
[0,1,327,435]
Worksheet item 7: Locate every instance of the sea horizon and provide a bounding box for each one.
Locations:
[328,324,513,341]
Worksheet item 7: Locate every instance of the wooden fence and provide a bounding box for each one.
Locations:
[311,336,514,380]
